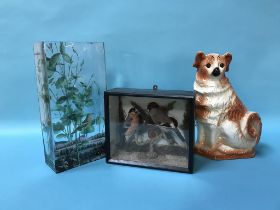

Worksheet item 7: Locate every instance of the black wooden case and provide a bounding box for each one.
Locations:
[104,87,194,173]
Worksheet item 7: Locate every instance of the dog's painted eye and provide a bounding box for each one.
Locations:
[220,63,225,68]
[206,63,211,68]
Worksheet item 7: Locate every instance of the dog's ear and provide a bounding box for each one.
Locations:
[223,52,232,71]
[193,51,206,68]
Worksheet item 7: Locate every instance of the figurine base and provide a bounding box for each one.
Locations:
[194,146,255,160]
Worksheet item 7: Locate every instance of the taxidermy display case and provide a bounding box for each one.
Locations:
[34,41,106,173]
[104,87,194,173]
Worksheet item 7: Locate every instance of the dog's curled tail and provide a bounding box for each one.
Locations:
[241,112,262,143]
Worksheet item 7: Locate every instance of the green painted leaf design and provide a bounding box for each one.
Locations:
[67,87,79,92]
[85,100,93,107]
[48,53,60,70]
[48,77,54,83]
[80,82,87,87]
[84,86,92,97]
[46,44,52,51]
[59,42,65,54]
[72,75,80,80]
[96,115,103,125]
[48,69,55,78]
[78,93,85,101]
[55,76,66,88]
[94,81,100,95]
[72,47,78,56]
[54,104,64,112]
[73,100,83,110]
[75,123,88,131]
[81,125,95,135]
[61,117,71,126]
[80,59,84,67]
[53,122,65,131]
[56,133,68,139]
[56,96,68,104]
[44,43,105,141]
[62,53,72,63]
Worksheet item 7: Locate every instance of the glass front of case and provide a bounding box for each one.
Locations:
[106,93,193,172]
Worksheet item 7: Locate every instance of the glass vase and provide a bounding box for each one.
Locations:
[34,41,106,173]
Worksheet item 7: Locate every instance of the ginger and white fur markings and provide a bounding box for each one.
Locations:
[193,51,262,160]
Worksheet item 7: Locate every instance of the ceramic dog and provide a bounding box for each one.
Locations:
[193,51,262,160]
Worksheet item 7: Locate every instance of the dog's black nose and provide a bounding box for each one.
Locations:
[212,67,220,77]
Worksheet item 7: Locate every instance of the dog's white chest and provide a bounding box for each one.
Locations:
[194,81,233,125]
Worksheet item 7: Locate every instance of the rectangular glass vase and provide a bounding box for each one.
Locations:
[34,41,106,173]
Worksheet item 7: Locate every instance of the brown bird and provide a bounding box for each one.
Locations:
[147,101,178,127]
[71,113,93,134]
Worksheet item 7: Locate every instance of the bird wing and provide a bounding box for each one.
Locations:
[130,101,154,124]
[161,126,186,145]
[160,101,176,114]
[166,101,176,111]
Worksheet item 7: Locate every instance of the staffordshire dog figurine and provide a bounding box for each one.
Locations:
[193,51,262,160]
